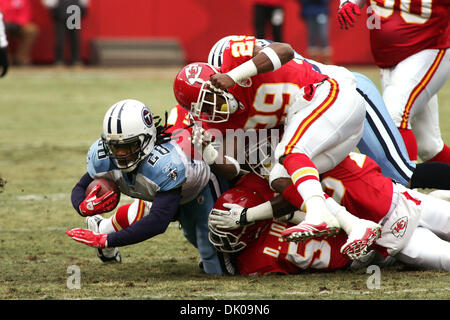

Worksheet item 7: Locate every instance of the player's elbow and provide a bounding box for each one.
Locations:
[272,43,294,64]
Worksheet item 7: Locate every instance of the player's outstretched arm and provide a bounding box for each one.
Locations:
[67,188,182,248]
[208,193,297,230]
[209,42,294,90]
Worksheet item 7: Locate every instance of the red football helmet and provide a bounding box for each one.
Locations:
[208,185,270,253]
[173,62,240,123]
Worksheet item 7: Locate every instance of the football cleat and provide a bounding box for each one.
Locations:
[281,222,340,242]
[86,215,122,263]
[340,222,381,260]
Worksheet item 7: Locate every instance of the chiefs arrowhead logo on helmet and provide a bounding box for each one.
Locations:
[185,64,203,85]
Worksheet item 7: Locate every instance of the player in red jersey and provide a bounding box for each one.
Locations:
[337,0,450,164]
[174,35,369,242]
[208,175,352,275]
[210,156,450,272]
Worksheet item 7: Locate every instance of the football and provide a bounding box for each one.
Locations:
[85,178,120,200]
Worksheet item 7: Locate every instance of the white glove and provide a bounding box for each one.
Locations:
[208,203,249,230]
[191,126,212,147]
[191,126,218,165]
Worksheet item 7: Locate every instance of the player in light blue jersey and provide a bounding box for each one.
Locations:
[67,99,230,275]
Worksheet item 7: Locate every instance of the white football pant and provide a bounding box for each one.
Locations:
[274,70,366,173]
[381,48,450,160]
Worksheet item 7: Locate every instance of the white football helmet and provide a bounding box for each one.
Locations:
[207,35,272,68]
[101,99,157,172]
[207,35,236,68]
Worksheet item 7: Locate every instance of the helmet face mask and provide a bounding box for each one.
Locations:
[102,99,157,173]
[102,134,151,172]
[208,222,250,253]
[245,133,277,179]
[192,81,234,123]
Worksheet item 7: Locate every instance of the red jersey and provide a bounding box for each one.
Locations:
[368,0,450,68]
[0,0,32,25]
[166,105,197,159]
[234,172,276,201]
[237,219,350,275]
[321,152,394,223]
[205,36,328,133]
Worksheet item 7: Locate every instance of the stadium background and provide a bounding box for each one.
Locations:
[27,0,373,66]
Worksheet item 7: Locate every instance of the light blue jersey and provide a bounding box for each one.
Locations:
[85,138,225,274]
[86,139,211,204]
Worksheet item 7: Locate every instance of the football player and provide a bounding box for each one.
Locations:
[337,0,450,164]
[174,35,369,242]
[209,178,353,275]
[210,157,450,272]
[207,36,450,191]
[66,99,227,275]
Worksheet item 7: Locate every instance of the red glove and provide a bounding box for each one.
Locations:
[66,228,107,249]
[337,1,361,29]
[79,184,119,216]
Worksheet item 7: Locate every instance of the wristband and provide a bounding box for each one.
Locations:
[239,208,248,225]
[226,59,258,83]
[260,47,282,71]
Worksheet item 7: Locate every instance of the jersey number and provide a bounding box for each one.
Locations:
[370,0,432,24]
[263,222,332,269]
[245,83,302,129]
[230,36,255,58]
[147,145,170,166]
[321,153,367,204]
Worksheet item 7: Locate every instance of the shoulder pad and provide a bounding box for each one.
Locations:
[87,139,112,177]
[139,142,187,191]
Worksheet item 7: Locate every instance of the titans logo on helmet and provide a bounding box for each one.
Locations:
[142,107,153,128]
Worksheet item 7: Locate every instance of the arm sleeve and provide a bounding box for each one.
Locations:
[106,188,182,247]
[71,172,93,216]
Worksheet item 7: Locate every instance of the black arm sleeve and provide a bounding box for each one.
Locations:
[71,172,93,216]
[106,188,182,247]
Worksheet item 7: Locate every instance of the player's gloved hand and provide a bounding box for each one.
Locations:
[79,184,119,216]
[208,203,249,230]
[66,228,107,248]
[0,47,9,77]
[191,125,218,165]
[337,1,361,29]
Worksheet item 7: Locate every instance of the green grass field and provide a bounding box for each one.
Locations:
[0,65,449,302]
